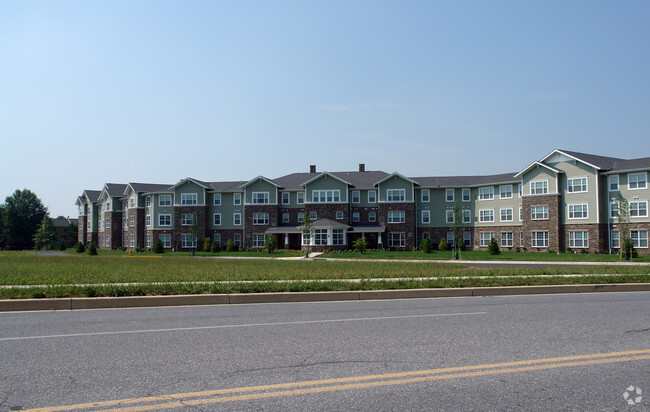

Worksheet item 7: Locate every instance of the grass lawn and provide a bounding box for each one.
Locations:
[0,250,648,299]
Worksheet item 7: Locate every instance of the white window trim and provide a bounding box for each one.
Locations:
[422,210,431,224]
[631,230,648,248]
[159,214,171,226]
[462,209,471,224]
[531,206,549,220]
[181,193,198,206]
[159,195,172,207]
[628,172,647,190]
[567,177,588,193]
[213,213,221,226]
[252,192,270,205]
[530,180,549,195]
[478,187,494,201]
[282,192,290,205]
[368,190,377,203]
[421,189,430,202]
[445,189,454,203]
[445,210,453,224]
[462,189,471,202]
[233,213,241,225]
[387,189,406,202]
[351,191,361,204]
[608,175,619,192]
[568,231,589,248]
[630,200,648,218]
[499,185,513,199]
[369,212,376,222]
[214,193,222,206]
[568,204,589,220]
[479,209,495,223]
[233,193,242,205]
[500,208,513,222]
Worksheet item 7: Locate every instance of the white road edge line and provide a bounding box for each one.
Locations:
[0,311,487,342]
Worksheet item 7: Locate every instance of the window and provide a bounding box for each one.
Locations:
[213,234,221,247]
[282,193,290,205]
[352,212,360,222]
[447,232,454,247]
[105,201,111,211]
[312,190,340,203]
[630,201,648,217]
[145,215,150,227]
[462,209,471,224]
[234,234,241,247]
[368,191,377,203]
[181,193,198,205]
[569,231,589,248]
[478,187,494,200]
[610,202,619,219]
[129,216,135,227]
[567,177,588,193]
[629,172,647,190]
[106,218,111,228]
[233,213,241,225]
[480,233,494,247]
[445,210,453,224]
[568,204,588,219]
[369,212,376,222]
[182,234,196,248]
[388,211,405,223]
[182,214,193,225]
[159,214,171,226]
[500,208,513,222]
[530,180,548,195]
[282,213,289,223]
[233,193,241,205]
[463,232,471,248]
[531,206,548,220]
[214,193,221,206]
[611,231,620,248]
[146,235,151,248]
[422,233,430,240]
[310,211,317,220]
[387,189,405,202]
[519,207,523,221]
[479,209,494,222]
[388,233,405,247]
[213,213,221,226]
[297,192,304,204]
[314,229,327,245]
[501,232,513,248]
[129,235,135,247]
[297,213,304,223]
[631,230,648,248]
[159,195,172,206]
[499,185,513,199]
[422,210,431,224]
[462,189,471,202]
[252,192,269,204]
[336,211,344,220]
[446,189,454,202]
[333,229,344,245]
[145,197,151,207]
[253,213,269,225]
[421,189,430,202]
[520,232,524,247]
[253,234,266,248]
[129,197,135,208]
[609,175,620,191]
[531,231,549,248]
[352,191,360,204]
[160,235,171,248]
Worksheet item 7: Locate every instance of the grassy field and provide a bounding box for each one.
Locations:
[0,251,648,299]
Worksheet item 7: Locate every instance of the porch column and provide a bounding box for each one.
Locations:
[284,233,289,246]
[378,233,382,245]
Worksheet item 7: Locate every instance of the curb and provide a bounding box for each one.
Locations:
[0,284,649,312]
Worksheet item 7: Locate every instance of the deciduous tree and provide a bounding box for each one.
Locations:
[2,189,48,250]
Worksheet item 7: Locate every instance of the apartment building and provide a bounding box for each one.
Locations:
[75,149,650,254]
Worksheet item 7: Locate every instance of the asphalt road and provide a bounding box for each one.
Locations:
[1,292,649,411]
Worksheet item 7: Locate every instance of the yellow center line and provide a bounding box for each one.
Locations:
[24,349,650,412]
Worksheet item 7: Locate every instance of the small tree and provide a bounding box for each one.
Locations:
[211,240,220,253]
[450,202,465,259]
[226,239,236,252]
[188,213,199,255]
[154,239,164,253]
[76,241,86,253]
[353,237,368,254]
[86,241,98,255]
[33,215,58,250]
[300,211,314,257]
[264,235,278,253]
[420,237,434,253]
[203,237,212,252]
[615,194,631,261]
[488,237,500,255]
[438,238,448,251]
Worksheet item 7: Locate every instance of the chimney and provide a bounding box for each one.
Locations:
[310,165,316,173]
[359,163,365,172]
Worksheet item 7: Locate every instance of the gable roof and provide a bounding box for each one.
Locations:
[240,175,282,189]
[375,172,418,186]
[515,161,563,178]
[412,172,518,188]
[101,183,128,198]
[170,177,213,190]
[128,183,173,194]
[606,156,650,173]
[209,181,245,192]
[543,149,624,170]
[83,190,101,203]
[301,171,353,187]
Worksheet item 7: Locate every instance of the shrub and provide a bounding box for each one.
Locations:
[516,247,521,253]
[154,239,164,254]
[264,235,278,253]
[458,240,466,251]
[57,242,66,251]
[438,238,449,251]
[420,238,434,253]
[580,249,589,254]
[211,241,220,253]
[203,238,212,252]
[353,237,368,254]
[86,241,98,255]
[226,239,236,252]
[76,242,85,253]
[487,238,500,255]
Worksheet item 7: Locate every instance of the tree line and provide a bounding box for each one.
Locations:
[0,189,76,251]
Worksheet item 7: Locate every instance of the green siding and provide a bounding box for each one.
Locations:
[174,181,206,205]
[379,175,413,202]
[305,175,348,202]
[245,180,278,204]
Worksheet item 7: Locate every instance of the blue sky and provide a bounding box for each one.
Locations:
[1,1,649,218]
